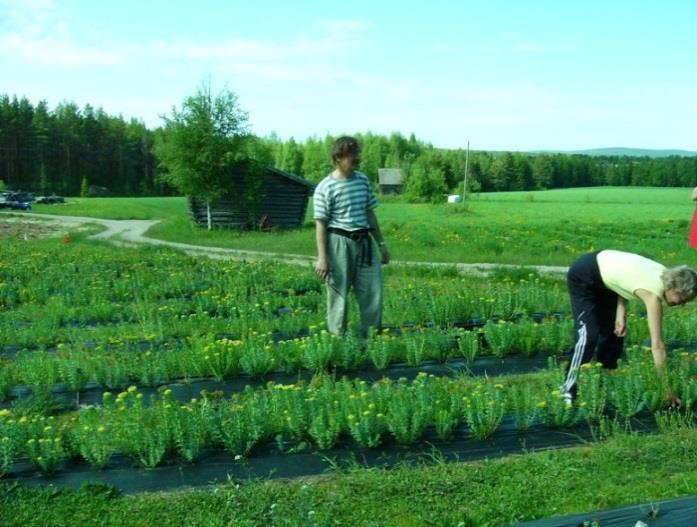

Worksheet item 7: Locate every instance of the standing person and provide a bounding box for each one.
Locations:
[313,136,391,337]
[689,187,697,248]
[561,249,697,404]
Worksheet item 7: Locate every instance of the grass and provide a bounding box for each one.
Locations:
[3,427,697,526]
[30,187,697,267]
[5,191,697,524]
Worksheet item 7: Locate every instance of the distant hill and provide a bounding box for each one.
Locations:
[535,147,697,158]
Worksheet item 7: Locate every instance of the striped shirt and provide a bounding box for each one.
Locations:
[313,171,378,230]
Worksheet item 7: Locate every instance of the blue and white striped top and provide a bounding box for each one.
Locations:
[313,171,378,231]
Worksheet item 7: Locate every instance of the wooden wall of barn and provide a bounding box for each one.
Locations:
[188,170,313,229]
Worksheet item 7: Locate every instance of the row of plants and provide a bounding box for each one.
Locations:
[1,346,695,477]
[0,319,576,401]
[4,241,696,358]
[0,239,577,351]
[3,310,695,403]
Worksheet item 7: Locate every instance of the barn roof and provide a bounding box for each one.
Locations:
[267,167,316,189]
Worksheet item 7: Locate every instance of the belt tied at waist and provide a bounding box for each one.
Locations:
[328,227,374,267]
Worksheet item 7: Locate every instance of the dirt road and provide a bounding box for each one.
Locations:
[1,211,568,275]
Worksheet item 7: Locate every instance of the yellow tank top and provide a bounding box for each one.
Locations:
[596,250,665,301]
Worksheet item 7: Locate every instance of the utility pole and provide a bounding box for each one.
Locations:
[462,141,470,201]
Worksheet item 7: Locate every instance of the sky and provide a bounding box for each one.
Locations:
[1,0,696,151]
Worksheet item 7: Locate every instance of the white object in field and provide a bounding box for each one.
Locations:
[447,194,462,204]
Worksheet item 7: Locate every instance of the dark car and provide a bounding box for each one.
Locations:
[0,192,32,210]
[35,195,65,204]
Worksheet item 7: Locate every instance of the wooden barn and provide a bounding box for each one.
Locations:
[378,168,404,195]
[188,167,315,229]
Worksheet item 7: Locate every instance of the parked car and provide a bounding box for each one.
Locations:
[35,195,65,204]
[0,192,32,210]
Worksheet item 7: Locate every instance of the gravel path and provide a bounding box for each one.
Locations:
[2,211,568,275]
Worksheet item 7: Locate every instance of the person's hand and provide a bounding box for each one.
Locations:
[315,258,330,282]
[614,314,627,337]
[379,244,391,265]
[666,392,682,409]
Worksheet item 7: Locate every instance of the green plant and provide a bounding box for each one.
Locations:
[73,408,114,470]
[431,380,466,440]
[0,409,17,477]
[367,334,397,370]
[215,390,269,457]
[239,335,276,377]
[129,350,169,387]
[307,389,343,450]
[456,329,479,362]
[404,331,426,367]
[347,407,386,448]
[92,353,130,390]
[0,362,16,401]
[171,398,212,463]
[0,435,13,477]
[17,350,58,398]
[385,379,432,445]
[509,384,537,431]
[577,363,608,423]
[654,409,695,433]
[111,388,171,468]
[302,331,340,372]
[195,337,242,380]
[537,388,578,428]
[56,349,92,394]
[344,381,388,448]
[512,319,538,357]
[25,426,68,473]
[424,330,454,363]
[609,368,646,422]
[462,383,506,439]
[269,383,311,441]
[483,321,515,358]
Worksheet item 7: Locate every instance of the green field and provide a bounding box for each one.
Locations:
[4,186,697,526]
[31,187,697,266]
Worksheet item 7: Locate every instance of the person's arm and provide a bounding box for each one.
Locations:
[635,288,682,406]
[315,220,330,282]
[367,209,390,264]
[634,288,666,372]
[614,297,628,337]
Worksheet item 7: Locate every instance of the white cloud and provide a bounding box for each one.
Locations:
[511,41,546,53]
[319,19,373,33]
[0,0,123,66]
[147,35,351,62]
[0,33,123,66]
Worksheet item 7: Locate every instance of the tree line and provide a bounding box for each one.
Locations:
[2,93,697,200]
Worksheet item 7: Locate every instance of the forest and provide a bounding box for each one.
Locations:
[2,94,696,200]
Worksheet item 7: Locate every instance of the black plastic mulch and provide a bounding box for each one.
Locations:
[3,415,659,495]
[513,495,697,526]
[1,355,553,409]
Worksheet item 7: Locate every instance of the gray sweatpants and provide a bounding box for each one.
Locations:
[327,232,383,337]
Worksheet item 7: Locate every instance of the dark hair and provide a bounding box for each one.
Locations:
[331,136,361,164]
